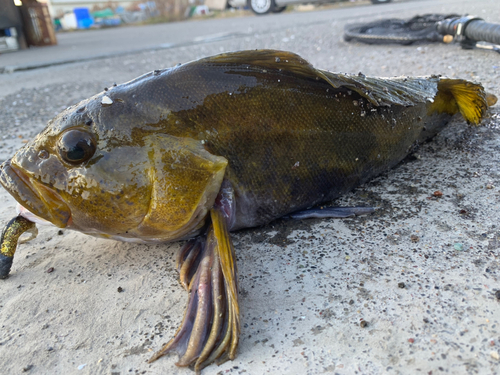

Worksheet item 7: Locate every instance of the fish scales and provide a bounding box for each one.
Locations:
[37,52,441,230]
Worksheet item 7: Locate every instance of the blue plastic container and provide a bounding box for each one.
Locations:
[73,8,94,29]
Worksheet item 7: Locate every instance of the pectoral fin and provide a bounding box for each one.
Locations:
[149,208,239,373]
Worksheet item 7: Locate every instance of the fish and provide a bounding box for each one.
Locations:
[0,49,493,372]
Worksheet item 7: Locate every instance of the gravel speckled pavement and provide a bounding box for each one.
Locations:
[0,0,499,374]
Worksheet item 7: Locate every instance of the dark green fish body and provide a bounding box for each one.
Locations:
[0,50,491,371]
[69,50,482,230]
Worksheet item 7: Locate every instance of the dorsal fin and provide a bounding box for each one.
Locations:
[197,50,490,124]
[198,49,440,107]
[202,49,313,75]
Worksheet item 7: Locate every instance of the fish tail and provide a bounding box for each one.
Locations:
[486,92,498,107]
[429,79,489,125]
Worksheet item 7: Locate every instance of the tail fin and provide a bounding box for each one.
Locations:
[486,92,498,107]
[429,79,488,125]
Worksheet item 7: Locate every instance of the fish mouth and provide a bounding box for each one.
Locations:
[0,159,71,228]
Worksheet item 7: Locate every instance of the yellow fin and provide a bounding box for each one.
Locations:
[429,78,487,125]
[210,209,239,322]
[208,208,240,363]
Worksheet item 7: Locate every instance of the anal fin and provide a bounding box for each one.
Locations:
[290,206,376,220]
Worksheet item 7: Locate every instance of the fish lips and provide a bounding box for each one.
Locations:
[0,159,71,228]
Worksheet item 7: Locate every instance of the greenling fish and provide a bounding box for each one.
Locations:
[0,50,495,372]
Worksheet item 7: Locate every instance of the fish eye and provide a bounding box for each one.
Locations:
[57,129,96,165]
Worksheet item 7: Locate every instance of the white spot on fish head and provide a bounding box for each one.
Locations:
[101,96,113,106]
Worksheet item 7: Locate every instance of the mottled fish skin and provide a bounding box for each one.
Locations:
[0,50,487,240]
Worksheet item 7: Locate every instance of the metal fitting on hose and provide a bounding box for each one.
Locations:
[436,15,484,49]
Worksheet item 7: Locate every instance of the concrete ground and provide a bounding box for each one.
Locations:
[0,0,499,374]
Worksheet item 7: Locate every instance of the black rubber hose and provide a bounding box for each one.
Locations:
[465,20,500,45]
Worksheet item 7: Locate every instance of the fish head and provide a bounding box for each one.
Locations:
[0,92,227,242]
